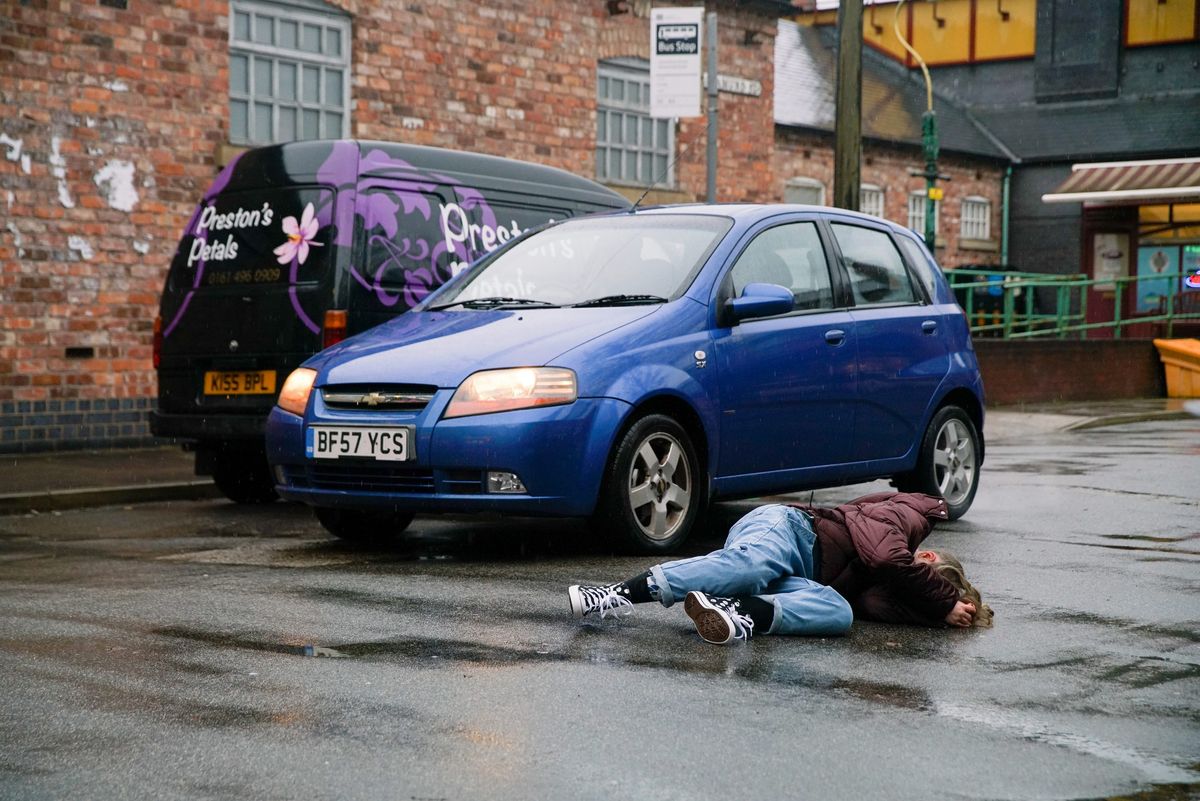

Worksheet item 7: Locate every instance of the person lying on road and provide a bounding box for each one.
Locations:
[568,492,993,645]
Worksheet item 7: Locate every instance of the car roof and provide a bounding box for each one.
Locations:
[614,202,910,232]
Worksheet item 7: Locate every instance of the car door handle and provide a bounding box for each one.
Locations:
[922,320,938,335]
[824,329,846,346]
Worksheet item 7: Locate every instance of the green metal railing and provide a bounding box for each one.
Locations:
[946,268,1200,339]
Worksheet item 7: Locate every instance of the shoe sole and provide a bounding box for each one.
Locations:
[684,591,734,645]
[567,584,585,619]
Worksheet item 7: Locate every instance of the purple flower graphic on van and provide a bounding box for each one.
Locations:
[315,144,505,311]
[274,203,323,265]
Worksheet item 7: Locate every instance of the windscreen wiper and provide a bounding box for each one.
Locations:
[572,294,668,307]
[428,296,559,310]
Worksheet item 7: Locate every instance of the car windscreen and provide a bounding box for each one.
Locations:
[426,214,732,309]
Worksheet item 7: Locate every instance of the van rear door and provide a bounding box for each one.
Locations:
[157,185,337,418]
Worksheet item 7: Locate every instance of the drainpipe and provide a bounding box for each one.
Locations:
[1001,164,1012,265]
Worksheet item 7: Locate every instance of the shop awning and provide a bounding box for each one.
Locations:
[1042,157,1200,204]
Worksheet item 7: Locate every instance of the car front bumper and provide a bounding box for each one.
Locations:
[265,395,630,517]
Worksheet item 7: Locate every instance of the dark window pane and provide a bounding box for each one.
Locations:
[302,109,320,139]
[278,106,297,141]
[301,23,321,53]
[253,15,274,45]
[279,20,298,50]
[325,69,342,107]
[230,100,248,141]
[254,102,272,142]
[233,11,251,41]
[302,65,320,103]
[278,62,296,101]
[254,57,273,98]
[230,54,248,94]
[324,111,343,137]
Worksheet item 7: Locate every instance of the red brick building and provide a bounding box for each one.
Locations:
[0,0,1005,452]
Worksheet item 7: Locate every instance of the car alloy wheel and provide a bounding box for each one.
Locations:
[932,416,976,507]
[626,429,693,543]
[597,414,702,554]
[893,405,980,520]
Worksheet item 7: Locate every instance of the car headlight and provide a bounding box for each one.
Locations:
[443,367,577,419]
[277,368,317,416]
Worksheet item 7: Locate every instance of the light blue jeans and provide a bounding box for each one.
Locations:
[650,504,853,636]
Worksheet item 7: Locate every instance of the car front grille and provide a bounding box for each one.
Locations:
[321,384,437,412]
[289,463,437,494]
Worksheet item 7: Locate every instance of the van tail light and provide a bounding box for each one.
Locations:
[322,309,348,349]
[153,315,163,369]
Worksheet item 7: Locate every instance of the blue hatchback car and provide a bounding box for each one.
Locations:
[265,204,985,553]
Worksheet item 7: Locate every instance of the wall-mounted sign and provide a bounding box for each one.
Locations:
[1092,232,1127,292]
[701,73,763,97]
[1136,246,1176,313]
[650,6,704,119]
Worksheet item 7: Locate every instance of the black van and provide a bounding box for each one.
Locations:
[151,140,630,502]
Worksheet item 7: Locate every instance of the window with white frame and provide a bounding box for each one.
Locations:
[229,0,351,145]
[960,196,992,240]
[597,59,675,186]
[907,190,940,237]
[784,177,825,205]
[860,184,885,218]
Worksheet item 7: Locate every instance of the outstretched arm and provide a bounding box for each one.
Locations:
[846,505,959,620]
[856,586,975,627]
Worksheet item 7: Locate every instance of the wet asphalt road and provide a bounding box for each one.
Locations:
[1,418,1198,801]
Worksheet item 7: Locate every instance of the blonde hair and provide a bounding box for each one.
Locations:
[931,551,994,628]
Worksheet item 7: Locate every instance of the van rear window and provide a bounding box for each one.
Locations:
[171,187,335,290]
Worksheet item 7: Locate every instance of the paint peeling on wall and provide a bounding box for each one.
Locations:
[67,236,94,260]
[50,137,75,209]
[6,223,24,258]
[93,160,139,212]
[0,134,30,174]
[133,240,152,255]
[1,134,22,162]
[102,80,129,92]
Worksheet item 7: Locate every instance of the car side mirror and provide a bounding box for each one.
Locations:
[724,282,794,324]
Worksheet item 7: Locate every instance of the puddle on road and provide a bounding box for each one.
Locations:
[986,459,1102,476]
[1101,533,1200,544]
[1060,540,1200,558]
[830,678,931,711]
[154,625,348,659]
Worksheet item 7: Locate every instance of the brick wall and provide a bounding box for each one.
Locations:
[1,0,228,451]
[774,127,1007,269]
[975,340,1166,405]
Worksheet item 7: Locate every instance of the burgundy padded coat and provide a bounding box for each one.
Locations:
[790,492,959,626]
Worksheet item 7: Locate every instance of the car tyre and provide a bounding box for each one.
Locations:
[315,507,415,543]
[894,405,980,520]
[596,414,703,554]
[211,446,278,504]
